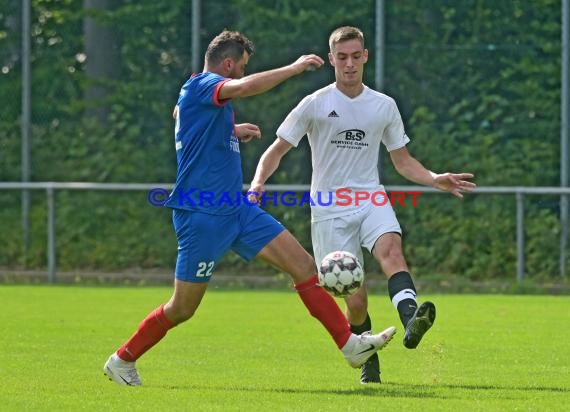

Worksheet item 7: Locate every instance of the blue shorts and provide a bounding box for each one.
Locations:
[172,205,285,282]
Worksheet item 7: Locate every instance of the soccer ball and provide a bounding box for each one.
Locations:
[318,251,364,298]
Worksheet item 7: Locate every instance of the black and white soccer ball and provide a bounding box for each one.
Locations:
[318,251,364,298]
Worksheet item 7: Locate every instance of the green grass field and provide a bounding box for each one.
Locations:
[1,286,569,411]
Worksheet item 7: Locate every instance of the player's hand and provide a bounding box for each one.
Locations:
[292,54,324,74]
[433,173,476,199]
[236,123,261,143]
[246,181,265,205]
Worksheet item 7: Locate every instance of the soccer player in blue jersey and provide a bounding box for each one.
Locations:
[103,30,396,386]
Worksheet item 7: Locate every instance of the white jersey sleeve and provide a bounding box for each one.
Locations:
[383,99,410,151]
[276,95,314,147]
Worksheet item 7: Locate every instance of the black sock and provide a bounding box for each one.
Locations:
[350,313,372,334]
[388,271,418,326]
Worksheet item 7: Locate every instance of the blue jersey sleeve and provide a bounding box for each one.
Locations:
[178,73,230,109]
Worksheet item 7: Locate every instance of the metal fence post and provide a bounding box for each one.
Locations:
[191,0,201,73]
[561,0,569,277]
[47,186,56,283]
[562,194,568,277]
[21,0,31,266]
[516,191,525,283]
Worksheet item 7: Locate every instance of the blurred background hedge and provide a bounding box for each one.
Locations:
[0,0,566,282]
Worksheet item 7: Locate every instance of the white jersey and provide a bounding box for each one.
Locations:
[277,83,410,221]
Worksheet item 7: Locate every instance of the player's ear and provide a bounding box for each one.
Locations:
[363,49,369,63]
[223,58,233,75]
[328,52,335,66]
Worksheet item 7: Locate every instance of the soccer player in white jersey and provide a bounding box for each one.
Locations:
[249,26,476,384]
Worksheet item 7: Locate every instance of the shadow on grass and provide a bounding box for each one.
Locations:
[158,383,440,399]
[428,382,570,393]
[157,381,569,399]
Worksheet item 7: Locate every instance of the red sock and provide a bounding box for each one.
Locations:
[116,304,176,362]
[295,275,351,348]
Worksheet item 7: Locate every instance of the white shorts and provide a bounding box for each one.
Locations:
[311,201,401,270]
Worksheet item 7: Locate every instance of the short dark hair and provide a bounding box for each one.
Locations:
[205,30,255,65]
[328,26,364,51]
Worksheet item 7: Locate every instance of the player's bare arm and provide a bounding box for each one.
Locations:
[389,146,476,199]
[218,54,324,100]
[248,137,294,203]
[235,123,261,143]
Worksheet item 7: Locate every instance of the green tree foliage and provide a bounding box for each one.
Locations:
[0,0,565,279]
[381,0,562,279]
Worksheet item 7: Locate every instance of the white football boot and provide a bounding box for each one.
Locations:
[342,326,396,368]
[103,353,142,386]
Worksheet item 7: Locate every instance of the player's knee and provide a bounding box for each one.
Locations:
[346,295,368,316]
[173,311,194,324]
[164,302,197,324]
[377,244,405,267]
[346,298,368,315]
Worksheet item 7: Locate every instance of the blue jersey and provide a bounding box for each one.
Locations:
[165,72,243,215]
